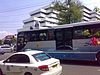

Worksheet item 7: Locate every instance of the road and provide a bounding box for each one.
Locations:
[0,53,100,75]
[61,60,100,75]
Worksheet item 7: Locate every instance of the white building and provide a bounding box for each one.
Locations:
[18,4,100,32]
[81,6,100,21]
[18,4,59,32]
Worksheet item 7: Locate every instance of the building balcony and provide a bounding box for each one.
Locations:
[82,17,90,21]
[46,13,57,18]
[30,9,46,16]
[40,22,57,27]
[23,22,34,28]
[82,8,91,14]
[41,17,58,23]
[33,13,46,18]
[46,9,59,14]
[23,17,41,24]
[83,13,91,18]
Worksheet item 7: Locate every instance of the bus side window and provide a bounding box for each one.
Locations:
[29,32,38,41]
[73,28,91,39]
[31,33,37,41]
[82,29,91,37]
[39,33,47,41]
[91,28,100,38]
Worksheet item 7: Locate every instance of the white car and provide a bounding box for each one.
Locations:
[0,48,5,55]
[0,44,13,53]
[0,50,62,75]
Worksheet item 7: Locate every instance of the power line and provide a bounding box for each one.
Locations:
[0,26,22,28]
[1,27,20,29]
[0,20,22,22]
[0,5,34,13]
[0,22,23,24]
[0,12,29,16]
[0,25,22,27]
[0,22,23,25]
[0,1,97,15]
[0,2,51,14]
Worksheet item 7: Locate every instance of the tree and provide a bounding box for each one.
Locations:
[0,39,3,45]
[93,7,100,20]
[11,36,17,45]
[3,36,17,46]
[93,7,100,13]
[52,0,82,24]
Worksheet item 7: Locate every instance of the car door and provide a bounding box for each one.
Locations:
[3,54,30,75]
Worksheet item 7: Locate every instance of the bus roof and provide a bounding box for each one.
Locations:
[54,21,100,29]
[18,21,100,32]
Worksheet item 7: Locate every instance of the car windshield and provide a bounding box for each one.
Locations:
[33,52,51,62]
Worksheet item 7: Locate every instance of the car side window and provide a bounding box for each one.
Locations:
[4,54,30,63]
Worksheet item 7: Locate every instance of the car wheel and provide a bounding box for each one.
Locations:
[96,52,100,64]
[24,72,32,75]
[0,69,3,75]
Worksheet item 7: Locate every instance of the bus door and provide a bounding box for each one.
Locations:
[17,32,29,52]
[55,28,73,50]
[17,36,26,51]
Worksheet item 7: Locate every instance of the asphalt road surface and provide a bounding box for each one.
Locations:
[1,53,100,75]
[61,60,100,75]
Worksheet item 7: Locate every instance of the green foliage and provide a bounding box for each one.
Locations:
[0,40,3,45]
[52,0,82,24]
[69,1,82,23]
[93,7,100,13]
[3,36,17,45]
[11,37,17,45]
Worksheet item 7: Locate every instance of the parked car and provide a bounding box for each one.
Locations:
[13,45,17,52]
[0,48,5,55]
[0,50,62,75]
[0,44,13,53]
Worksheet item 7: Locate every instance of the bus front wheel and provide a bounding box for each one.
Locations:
[96,52,100,64]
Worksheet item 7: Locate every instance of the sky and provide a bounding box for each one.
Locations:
[80,0,100,10]
[0,0,100,39]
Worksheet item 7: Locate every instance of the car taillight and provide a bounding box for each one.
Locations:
[38,65,49,71]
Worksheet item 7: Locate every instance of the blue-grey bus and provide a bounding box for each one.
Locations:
[17,21,100,63]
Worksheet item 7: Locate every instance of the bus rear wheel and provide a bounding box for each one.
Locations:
[24,72,32,75]
[96,52,100,64]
